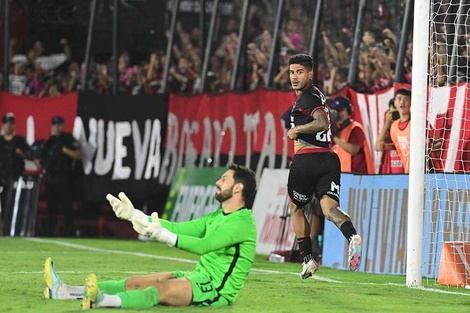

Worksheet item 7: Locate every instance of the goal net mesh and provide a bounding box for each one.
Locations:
[424,0,470,287]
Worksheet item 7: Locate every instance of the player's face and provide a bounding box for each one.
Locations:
[289,64,313,92]
[394,94,411,115]
[215,170,236,203]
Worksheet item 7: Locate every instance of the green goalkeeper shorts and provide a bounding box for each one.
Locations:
[173,270,230,307]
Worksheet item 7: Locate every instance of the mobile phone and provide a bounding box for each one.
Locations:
[392,111,400,120]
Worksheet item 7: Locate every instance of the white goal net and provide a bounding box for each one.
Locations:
[418,0,470,287]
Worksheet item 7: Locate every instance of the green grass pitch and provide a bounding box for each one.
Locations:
[1,237,469,313]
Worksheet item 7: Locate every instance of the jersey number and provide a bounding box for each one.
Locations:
[316,131,327,142]
[197,282,214,293]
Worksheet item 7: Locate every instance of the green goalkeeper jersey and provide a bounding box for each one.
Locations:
[160,208,257,303]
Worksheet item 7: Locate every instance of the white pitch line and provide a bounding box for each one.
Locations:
[27,238,197,264]
[3,271,158,275]
[26,238,337,282]
[23,238,470,295]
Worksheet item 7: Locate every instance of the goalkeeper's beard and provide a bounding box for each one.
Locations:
[215,186,234,203]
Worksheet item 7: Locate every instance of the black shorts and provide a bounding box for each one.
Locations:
[287,151,341,207]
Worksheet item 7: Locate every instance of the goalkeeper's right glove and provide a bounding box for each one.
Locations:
[131,212,177,246]
[106,192,148,221]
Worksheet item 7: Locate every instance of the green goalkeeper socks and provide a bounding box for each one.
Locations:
[117,287,160,309]
[98,279,126,295]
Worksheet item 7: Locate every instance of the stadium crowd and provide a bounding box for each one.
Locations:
[3,0,467,97]
[1,0,426,97]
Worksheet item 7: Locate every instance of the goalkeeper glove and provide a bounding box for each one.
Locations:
[106,192,148,221]
[131,212,177,247]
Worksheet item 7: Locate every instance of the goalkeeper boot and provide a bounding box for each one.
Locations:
[82,273,103,310]
[348,234,362,271]
[44,257,63,299]
[300,259,319,279]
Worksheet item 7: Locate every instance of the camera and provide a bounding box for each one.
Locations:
[391,111,400,120]
[330,109,340,121]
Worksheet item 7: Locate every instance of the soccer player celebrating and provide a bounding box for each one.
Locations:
[43,163,257,309]
[286,53,362,278]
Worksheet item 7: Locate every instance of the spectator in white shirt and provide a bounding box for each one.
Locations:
[11,39,71,72]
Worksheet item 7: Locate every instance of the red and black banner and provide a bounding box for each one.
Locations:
[75,93,168,203]
[0,92,78,144]
[0,91,169,204]
[162,89,295,184]
[2,84,470,207]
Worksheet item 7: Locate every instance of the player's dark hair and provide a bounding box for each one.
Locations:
[395,87,411,97]
[288,53,313,71]
[228,163,257,202]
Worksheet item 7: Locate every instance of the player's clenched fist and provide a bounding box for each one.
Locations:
[132,213,177,246]
[106,192,148,221]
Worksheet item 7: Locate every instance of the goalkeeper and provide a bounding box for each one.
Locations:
[43,163,257,310]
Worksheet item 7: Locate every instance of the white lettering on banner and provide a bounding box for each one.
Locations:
[160,113,179,185]
[160,115,241,184]
[451,244,470,277]
[179,119,199,168]
[224,117,236,165]
[199,118,212,167]
[171,185,219,222]
[144,119,162,179]
[280,119,289,169]
[197,117,238,168]
[159,112,286,186]
[212,120,222,167]
[95,120,114,176]
[73,117,97,175]
[73,117,163,180]
[113,122,132,180]
[244,112,260,169]
[255,112,276,181]
[133,120,151,179]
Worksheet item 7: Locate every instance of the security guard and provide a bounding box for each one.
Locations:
[0,113,32,234]
[41,116,82,236]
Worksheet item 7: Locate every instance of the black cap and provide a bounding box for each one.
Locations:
[51,115,64,125]
[2,112,15,124]
[331,97,353,115]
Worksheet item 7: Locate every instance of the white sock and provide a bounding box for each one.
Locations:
[57,285,84,300]
[95,294,122,308]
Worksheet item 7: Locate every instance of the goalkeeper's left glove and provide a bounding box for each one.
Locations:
[131,212,177,247]
[106,192,148,222]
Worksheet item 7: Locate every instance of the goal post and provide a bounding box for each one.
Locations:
[408,0,470,288]
[406,0,429,287]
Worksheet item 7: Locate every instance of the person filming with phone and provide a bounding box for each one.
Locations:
[375,96,404,174]
[330,97,374,174]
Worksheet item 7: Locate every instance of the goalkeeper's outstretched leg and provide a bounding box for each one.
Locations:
[44,258,232,309]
